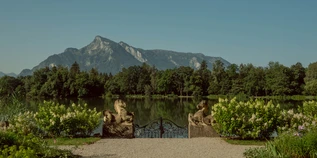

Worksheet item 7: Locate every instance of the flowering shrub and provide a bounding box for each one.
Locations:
[34,101,101,137]
[277,109,316,133]
[302,100,317,117]
[8,111,38,135]
[212,97,282,139]
[212,98,317,139]
[277,100,317,133]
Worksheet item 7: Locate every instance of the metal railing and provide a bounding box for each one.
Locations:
[134,117,188,138]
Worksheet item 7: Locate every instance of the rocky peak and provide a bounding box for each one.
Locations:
[83,36,118,54]
[119,41,130,47]
[64,48,79,53]
[93,35,115,44]
[119,41,147,63]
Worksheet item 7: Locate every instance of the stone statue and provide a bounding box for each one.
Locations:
[188,100,218,138]
[102,99,134,138]
[188,100,211,126]
[113,99,134,125]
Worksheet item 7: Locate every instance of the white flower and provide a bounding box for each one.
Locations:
[287,109,294,115]
[249,114,256,123]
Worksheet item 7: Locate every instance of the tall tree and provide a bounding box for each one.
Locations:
[198,60,211,95]
[137,63,151,94]
[175,66,194,96]
[209,60,229,95]
[289,62,305,95]
[265,62,291,95]
[0,76,23,97]
[226,64,239,95]
[304,62,317,95]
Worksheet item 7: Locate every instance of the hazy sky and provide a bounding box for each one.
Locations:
[0,0,316,74]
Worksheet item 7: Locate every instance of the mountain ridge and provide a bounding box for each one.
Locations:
[19,35,230,76]
[0,71,17,77]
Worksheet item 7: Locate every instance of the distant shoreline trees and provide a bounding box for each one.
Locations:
[1,60,316,98]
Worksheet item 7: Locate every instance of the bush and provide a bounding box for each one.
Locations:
[105,91,112,98]
[277,100,317,133]
[7,111,39,136]
[212,97,282,139]
[302,100,317,117]
[34,101,101,137]
[244,143,282,158]
[244,128,317,158]
[0,96,26,122]
[0,131,74,158]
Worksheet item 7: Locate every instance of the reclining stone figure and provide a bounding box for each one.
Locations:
[103,99,134,125]
[188,100,215,126]
[102,99,134,138]
[188,100,218,138]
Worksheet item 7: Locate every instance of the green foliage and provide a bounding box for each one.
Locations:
[105,91,113,98]
[0,96,27,122]
[144,85,152,97]
[7,111,38,136]
[0,76,24,97]
[1,145,36,158]
[212,97,282,139]
[0,131,74,158]
[244,128,317,158]
[304,62,317,95]
[213,98,317,139]
[277,100,317,133]
[302,100,317,117]
[34,101,101,137]
[265,62,292,96]
[0,60,312,98]
[244,143,284,158]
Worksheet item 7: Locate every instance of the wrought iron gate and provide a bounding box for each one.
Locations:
[134,117,188,138]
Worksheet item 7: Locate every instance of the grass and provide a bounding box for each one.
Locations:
[46,137,101,146]
[223,138,267,146]
[255,95,317,100]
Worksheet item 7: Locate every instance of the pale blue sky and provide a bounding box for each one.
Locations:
[0,0,316,74]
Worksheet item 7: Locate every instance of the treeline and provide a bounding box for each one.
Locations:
[1,60,317,98]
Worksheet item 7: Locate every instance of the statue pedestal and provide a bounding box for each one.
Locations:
[102,123,134,138]
[188,124,219,138]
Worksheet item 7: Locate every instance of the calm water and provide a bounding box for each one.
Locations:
[24,97,305,127]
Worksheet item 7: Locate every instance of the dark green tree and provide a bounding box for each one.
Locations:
[265,62,291,95]
[289,62,305,95]
[208,60,229,95]
[304,62,317,95]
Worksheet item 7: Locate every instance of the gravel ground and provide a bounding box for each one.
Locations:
[58,138,261,158]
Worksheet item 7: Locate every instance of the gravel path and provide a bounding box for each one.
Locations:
[59,138,261,158]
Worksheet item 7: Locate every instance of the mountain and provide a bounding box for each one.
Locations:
[19,35,230,76]
[0,72,5,77]
[0,71,17,78]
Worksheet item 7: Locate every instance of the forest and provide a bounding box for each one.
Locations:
[1,60,317,98]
